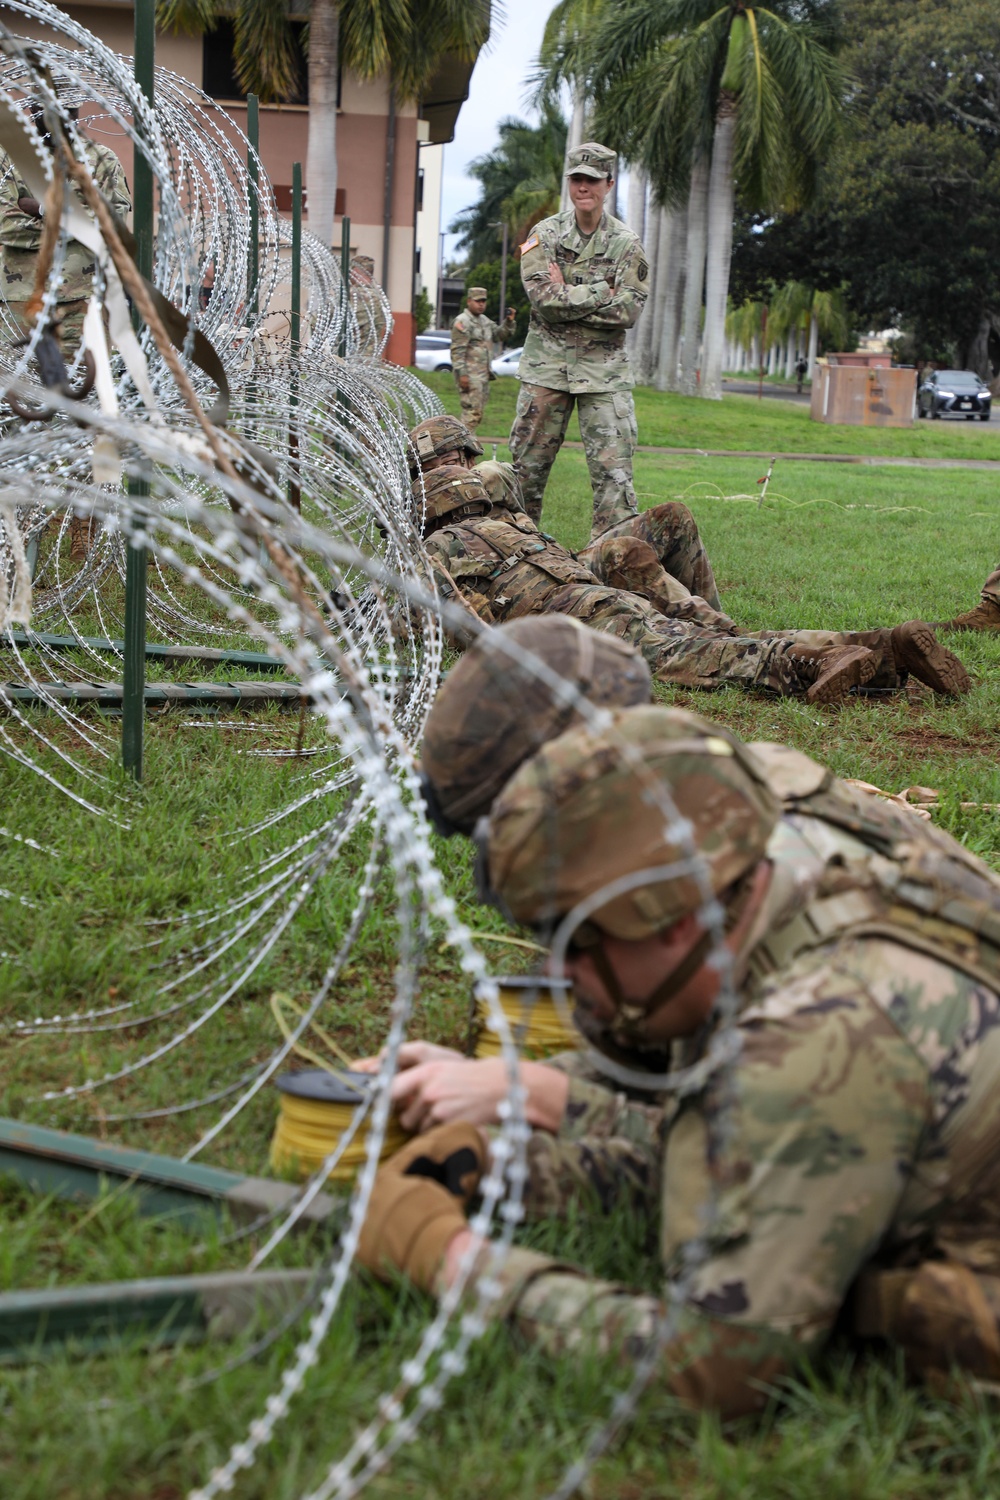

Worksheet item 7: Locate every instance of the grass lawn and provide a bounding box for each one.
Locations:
[2,411,1000,1496]
[415,368,1000,460]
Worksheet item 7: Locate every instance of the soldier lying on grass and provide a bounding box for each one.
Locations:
[407,417,1000,651]
[354,618,1000,1414]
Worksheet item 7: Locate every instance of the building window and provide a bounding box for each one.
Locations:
[203,20,309,105]
[417,168,425,213]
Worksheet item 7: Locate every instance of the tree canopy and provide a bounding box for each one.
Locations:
[449,107,567,265]
[730,0,1000,365]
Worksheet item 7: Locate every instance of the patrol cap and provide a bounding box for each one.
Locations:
[352,255,375,275]
[566,142,616,180]
[420,617,652,835]
[415,463,492,531]
[467,286,488,300]
[487,705,780,939]
[408,415,483,478]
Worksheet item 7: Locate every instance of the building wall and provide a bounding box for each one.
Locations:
[415,142,443,322]
[27,4,420,363]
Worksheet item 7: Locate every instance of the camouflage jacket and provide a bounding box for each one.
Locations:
[451,310,515,379]
[517,209,649,393]
[0,138,131,304]
[425,505,596,623]
[475,745,1000,1415]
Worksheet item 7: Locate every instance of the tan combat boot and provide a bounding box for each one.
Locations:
[935,568,1000,633]
[786,643,879,705]
[889,621,970,695]
[935,598,1000,633]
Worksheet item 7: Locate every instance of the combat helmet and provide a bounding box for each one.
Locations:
[408,415,483,479]
[487,704,780,941]
[420,617,652,837]
[414,464,492,536]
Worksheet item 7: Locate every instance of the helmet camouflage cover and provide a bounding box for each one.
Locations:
[487,704,780,938]
[408,415,483,478]
[414,463,493,531]
[420,617,652,835]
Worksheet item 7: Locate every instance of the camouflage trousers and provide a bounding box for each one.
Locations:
[533,580,817,695]
[578,504,905,687]
[457,373,490,432]
[517,1051,668,1220]
[510,382,639,541]
[983,566,1000,604]
[580,503,734,632]
[2,297,87,357]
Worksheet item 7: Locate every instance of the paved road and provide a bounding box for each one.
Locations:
[478,436,1000,470]
[721,377,999,425]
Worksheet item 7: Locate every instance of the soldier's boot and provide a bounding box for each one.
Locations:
[784,643,879,705]
[837,622,970,696]
[935,599,1000,633]
[69,514,92,562]
[934,568,1000,633]
[888,621,970,695]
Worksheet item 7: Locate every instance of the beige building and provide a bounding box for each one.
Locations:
[13,3,481,365]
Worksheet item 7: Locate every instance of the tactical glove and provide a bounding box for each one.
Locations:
[356,1123,486,1292]
[385,1120,486,1205]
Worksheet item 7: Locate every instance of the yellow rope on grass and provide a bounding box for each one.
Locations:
[473,978,579,1059]
[268,991,409,1182]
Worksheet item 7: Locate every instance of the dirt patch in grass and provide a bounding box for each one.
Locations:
[894,726,998,754]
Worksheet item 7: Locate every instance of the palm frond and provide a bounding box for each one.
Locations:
[230,0,300,102]
[155,0,217,35]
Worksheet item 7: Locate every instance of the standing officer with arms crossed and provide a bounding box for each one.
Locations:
[450,286,516,433]
[510,142,648,541]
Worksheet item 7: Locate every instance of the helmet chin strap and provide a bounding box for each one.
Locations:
[588,930,714,1045]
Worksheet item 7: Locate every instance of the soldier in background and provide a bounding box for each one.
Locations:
[511,141,648,540]
[450,286,516,432]
[358,685,1000,1413]
[350,254,389,355]
[0,110,130,561]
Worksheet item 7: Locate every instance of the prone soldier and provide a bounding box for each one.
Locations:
[449,286,516,432]
[358,637,1000,1412]
[415,457,969,702]
[407,416,981,678]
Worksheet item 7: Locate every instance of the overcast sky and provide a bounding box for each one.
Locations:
[439,0,555,262]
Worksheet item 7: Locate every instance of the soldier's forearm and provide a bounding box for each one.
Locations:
[524,278,614,322]
[583,290,647,331]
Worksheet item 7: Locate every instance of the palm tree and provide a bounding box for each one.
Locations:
[158,0,491,249]
[535,0,609,211]
[450,108,567,264]
[587,0,848,398]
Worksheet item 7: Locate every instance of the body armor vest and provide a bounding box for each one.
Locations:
[746,742,1000,997]
[748,744,1000,1389]
[438,510,596,606]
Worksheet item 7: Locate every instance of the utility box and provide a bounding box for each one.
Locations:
[811,360,915,427]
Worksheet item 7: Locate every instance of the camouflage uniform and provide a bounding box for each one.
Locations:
[511,202,648,540]
[0,138,131,352]
[513,1049,669,1220]
[350,256,390,356]
[424,497,860,697]
[479,731,1000,1415]
[450,300,516,431]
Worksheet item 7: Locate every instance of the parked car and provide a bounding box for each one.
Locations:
[917,369,992,421]
[491,346,523,377]
[415,331,452,373]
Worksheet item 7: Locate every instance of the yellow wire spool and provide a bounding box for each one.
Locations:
[270,1069,410,1183]
[473,975,579,1059]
